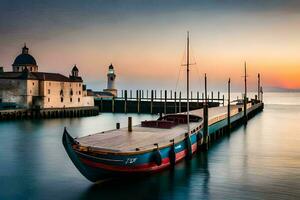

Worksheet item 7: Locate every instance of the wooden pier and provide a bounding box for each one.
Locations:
[95,89,224,114]
[0,106,99,121]
[76,102,264,153]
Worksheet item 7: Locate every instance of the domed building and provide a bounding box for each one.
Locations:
[12,45,38,72]
[0,45,94,109]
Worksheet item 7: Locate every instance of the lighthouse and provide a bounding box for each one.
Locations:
[104,64,117,96]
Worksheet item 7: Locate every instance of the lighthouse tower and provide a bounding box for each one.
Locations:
[104,64,117,96]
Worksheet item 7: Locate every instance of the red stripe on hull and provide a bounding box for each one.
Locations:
[80,143,198,173]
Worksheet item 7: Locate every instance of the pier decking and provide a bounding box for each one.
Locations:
[77,103,263,153]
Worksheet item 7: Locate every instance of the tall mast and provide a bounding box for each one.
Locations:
[244,62,247,99]
[244,62,248,123]
[187,31,190,135]
[258,73,260,101]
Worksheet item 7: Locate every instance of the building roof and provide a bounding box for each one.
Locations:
[72,65,79,72]
[12,45,37,67]
[0,71,82,82]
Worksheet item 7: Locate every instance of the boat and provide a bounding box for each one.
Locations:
[62,33,263,182]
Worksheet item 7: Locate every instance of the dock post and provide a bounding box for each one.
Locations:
[142,90,144,99]
[179,92,182,113]
[147,90,149,100]
[261,86,263,102]
[170,90,172,100]
[202,93,204,102]
[164,90,167,114]
[222,95,225,106]
[197,91,199,104]
[151,90,154,114]
[160,90,162,102]
[218,91,220,101]
[128,117,132,132]
[227,78,231,133]
[174,91,177,113]
[130,90,132,99]
[136,90,138,101]
[138,90,141,113]
[211,91,213,102]
[116,123,120,129]
[121,90,123,98]
[155,90,157,99]
[203,73,209,150]
[112,97,115,113]
[100,97,103,112]
[124,90,127,113]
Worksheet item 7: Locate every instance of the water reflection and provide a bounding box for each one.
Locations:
[1,96,300,199]
[80,151,210,200]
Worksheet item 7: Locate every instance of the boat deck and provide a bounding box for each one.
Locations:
[76,105,245,153]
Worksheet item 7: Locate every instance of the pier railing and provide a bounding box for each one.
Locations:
[95,89,225,114]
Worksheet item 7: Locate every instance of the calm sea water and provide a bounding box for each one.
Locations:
[0,93,300,200]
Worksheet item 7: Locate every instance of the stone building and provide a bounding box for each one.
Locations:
[0,45,94,109]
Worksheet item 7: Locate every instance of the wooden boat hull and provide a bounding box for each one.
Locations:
[62,103,263,182]
[63,128,200,182]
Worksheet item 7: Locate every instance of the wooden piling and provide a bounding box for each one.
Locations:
[179,92,182,113]
[174,91,177,113]
[138,90,141,113]
[124,90,127,113]
[112,97,115,113]
[164,90,167,114]
[203,73,209,150]
[227,78,231,132]
[222,95,225,106]
[151,90,154,114]
[128,117,132,132]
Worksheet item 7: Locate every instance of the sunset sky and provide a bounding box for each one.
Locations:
[0,0,300,92]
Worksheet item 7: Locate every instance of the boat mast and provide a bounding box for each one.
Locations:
[187,31,190,135]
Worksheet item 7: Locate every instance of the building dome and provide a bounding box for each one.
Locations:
[13,45,37,66]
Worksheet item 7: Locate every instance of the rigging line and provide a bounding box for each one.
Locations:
[189,46,203,91]
[188,42,204,93]
[175,44,188,92]
[174,65,183,92]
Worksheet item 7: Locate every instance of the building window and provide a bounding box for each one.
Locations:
[61,97,64,102]
[60,90,63,96]
[32,82,34,86]
[48,98,50,102]
[70,98,72,102]
[48,89,50,94]
[78,98,80,102]
[70,89,73,96]
[49,82,51,86]
[79,83,81,87]
[30,90,32,94]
